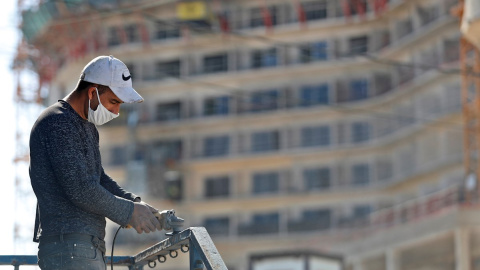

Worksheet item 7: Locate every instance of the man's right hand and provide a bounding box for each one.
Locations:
[128,202,162,234]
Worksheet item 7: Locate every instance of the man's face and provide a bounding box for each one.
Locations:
[88,87,123,115]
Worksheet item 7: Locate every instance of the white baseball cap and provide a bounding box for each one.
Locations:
[80,55,144,103]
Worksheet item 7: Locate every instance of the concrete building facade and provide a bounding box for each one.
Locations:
[30,0,475,269]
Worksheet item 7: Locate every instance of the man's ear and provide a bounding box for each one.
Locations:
[87,86,97,101]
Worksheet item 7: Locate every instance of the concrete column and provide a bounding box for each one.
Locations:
[455,228,471,270]
[183,134,191,160]
[231,131,239,156]
[228,49,237,72]
[386,248,397,270]
[291,162,302,192]
[352,258,363,270]
[279,207,288,236]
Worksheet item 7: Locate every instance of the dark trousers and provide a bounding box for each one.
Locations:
[37,233,106,270]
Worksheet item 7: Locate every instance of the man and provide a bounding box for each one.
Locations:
[29,55,165,270]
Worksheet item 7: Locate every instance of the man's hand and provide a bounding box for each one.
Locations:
[134,198,160,214]
[128,202,162,234]
[139,201,159,214]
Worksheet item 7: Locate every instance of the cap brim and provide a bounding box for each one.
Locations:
[110,86,144,103]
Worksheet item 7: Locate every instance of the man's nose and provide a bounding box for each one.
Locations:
[111,105,121,115]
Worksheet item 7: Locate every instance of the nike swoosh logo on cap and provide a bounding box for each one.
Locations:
[122,73,131,81]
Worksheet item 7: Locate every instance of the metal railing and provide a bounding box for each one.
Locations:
[0,227,228,270]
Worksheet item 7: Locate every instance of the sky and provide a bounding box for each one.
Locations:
[0,0,33,258]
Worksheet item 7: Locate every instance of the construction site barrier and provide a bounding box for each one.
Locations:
[0,227,228,270]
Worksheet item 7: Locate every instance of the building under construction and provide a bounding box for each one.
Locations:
[13,0,480,269]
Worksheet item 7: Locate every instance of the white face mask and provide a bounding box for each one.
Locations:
[88,88,119,126]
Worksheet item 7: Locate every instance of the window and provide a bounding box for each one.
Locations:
[203,135,230,157]
[150,140,182,163]
[346,0,367,16]
[204,176,230,198]
[417,5,439,26]
[300,84,329,106]
[253,213,279,225]
[204,217,230,236]
[302,209,331,229]
[443,83,461,112]
[419,49,438,73]
[336,81,349,103]
[301,126,330,147]
[350,79,369,100]
[353,205,371,219]
[156,101,181,122]
[420,93,441,117]
[443,39,459,63]
[110,146,126,166]
[300,42,328,63]
[252,172,279,194]
[397,18,413,39]
[377,159,393,181]
[203,53,228,73]
[349,36,368,55]
[397,65,414,85]
[107,27,121,47]
[252,48,277,69]
[396,103,416,127]
[352,164,370,186]
[374,73,392,96]
[250,6,278,28]
[155,21,180,40]
[125,63,136,81]
[399,145,416,176]
[204,96,230,116]
[303,167,330,190]
[156,60,180,79]
[240,212,279,235]
[351,122,370,143]
[303,1,327,21]
[125,24,140,43]
[376,30,390,50]
[250,90,279,112]
[251,131,280,152]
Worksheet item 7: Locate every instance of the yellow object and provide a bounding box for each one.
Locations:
[177,1,208,21]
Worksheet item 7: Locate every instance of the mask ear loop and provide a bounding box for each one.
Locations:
[88,87,101,113]
[94,87,102,108]
[94,87,101,103]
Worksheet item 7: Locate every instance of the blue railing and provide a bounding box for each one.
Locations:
[0,227,227,270]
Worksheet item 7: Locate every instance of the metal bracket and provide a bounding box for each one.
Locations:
[131,227,227,270]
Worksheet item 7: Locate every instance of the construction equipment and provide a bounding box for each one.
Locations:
[112,209,190,269]
[451,0,480,202]
[161,209,185,236]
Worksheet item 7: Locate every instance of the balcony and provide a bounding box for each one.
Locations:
[238,223,279,236]
[109,32,460,131]
[287,220,331,233]
[210,184,466,242]
[97,0,457,91]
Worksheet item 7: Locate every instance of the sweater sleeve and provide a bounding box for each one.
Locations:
[43,118,134,226]
[100,168,140,202]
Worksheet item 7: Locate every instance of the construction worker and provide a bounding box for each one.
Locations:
[29,55,165,270]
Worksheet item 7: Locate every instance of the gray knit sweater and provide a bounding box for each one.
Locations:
[29,100,137,242]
